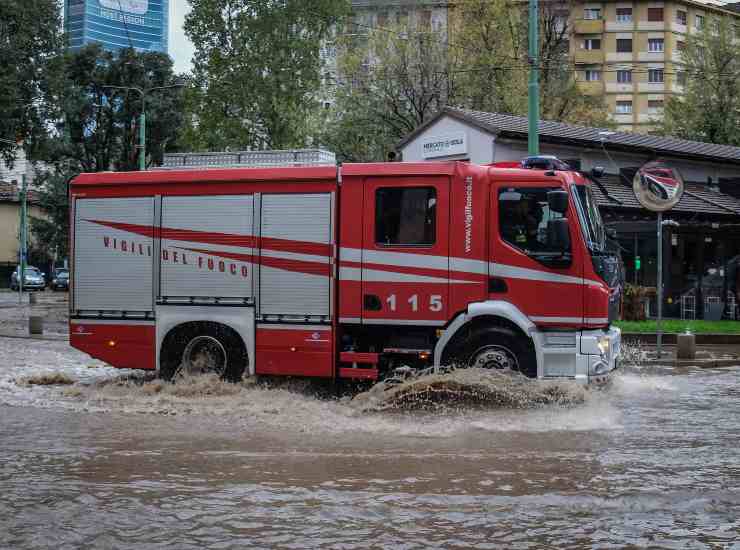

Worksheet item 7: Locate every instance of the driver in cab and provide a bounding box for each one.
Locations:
[502,195,543,251]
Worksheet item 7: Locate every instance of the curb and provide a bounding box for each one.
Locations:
[636,358,739,369]
[622,333,740,345]
[0,332,68,342]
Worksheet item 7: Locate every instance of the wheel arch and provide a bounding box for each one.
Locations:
[433,300,539,372]
[155,305,255,377]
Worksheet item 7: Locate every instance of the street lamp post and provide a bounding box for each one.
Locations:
[18,174,27,304]
[528,0,540,155]
[103,84,184,171]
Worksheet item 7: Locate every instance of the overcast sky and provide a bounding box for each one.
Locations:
[169,1,195,74]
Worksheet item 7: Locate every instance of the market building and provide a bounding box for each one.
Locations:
[397,106,740,319]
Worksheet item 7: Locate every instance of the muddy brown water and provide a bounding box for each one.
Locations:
[1,336,739,549]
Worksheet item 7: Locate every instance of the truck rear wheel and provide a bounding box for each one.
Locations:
[160,322,247,383]
[442,325,537,378]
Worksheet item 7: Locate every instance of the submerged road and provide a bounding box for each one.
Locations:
[0,335,739,549]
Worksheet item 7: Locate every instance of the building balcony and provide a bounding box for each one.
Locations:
[611,113,635,124]
[606,82,634,93]
[638,82,666,92]
[605,21,634,32]
[577,80,605,95]
[606,52,634,62]
[637,21,666,31]
[638,113,663,123]
[574,49,605,64]
[638,51,666,62]
[574,19,604,34]
[671,22,688,34]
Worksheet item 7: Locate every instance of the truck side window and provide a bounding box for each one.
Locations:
[499,187,567,254]
[375,187,436,246]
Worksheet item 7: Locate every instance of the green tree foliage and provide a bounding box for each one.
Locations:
[324,1,611,162]
[450,0,611,125]
[52,44,185,172]
[0,0,63,165]
[660,16,740,145]
[183,0,349,152]
[29,166,72,263]
[323,25,451,162]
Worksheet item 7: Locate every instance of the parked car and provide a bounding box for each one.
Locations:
[10,266,46,291]
[50,268,69,291]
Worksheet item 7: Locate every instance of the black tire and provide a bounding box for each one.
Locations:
[441,325,537,378]
[159,322,248,383]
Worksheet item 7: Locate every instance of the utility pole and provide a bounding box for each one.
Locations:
[103,83,184,171]
[18,174,27,303]
[528,0,540,155]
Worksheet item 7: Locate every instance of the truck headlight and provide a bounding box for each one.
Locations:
[597,336,610,357]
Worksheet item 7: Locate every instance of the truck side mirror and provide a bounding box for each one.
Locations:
[547,190,569,214]
[547,218,571,252]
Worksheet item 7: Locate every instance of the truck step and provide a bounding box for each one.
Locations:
[339,367,378,380]
[339,352,379,365]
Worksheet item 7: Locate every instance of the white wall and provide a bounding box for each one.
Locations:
[401,116,496,164]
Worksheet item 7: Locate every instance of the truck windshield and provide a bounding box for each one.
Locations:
[573,185,606,252]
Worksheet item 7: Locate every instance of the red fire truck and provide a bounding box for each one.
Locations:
[69,153,621,384]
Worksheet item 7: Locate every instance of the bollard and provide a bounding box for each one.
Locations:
[29,292,37,305]
[676,332,696,360]
[29,316,44,335]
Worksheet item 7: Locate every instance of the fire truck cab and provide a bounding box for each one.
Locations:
[69,155,620,384]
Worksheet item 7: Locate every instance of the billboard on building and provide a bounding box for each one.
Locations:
[65,0,169,54]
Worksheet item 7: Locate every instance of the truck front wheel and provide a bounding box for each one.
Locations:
[160,322,248,383]
[442,326,537,378]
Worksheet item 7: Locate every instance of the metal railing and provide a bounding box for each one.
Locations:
[159,149,337,170]
[681,294,696,320]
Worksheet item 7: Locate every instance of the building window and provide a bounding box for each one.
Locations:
[647,7,664,22]
[583,38,602,50]
[648,38,664,52]
[418,10,432,30]
[711,17,721,33]
[375,187,437,246]
[696,14,704,29]
[584,69,602,81]
[584,8,601,20]
[648,99,664,114]
[676,10,687,25]
[677,71,687,86]
[499,188,569,257]
[617,70,633,83]
[616,101,633,114]
[616,7,633,23]
[676,40,685,51]
[616,38,633,52]
[648,69,664,83]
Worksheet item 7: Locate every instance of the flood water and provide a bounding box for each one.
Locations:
[1,336,739,549]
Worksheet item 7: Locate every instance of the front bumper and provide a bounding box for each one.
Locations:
[17,281,46,290]
[532,326,621,384]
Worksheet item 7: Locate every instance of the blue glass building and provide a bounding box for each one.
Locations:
[65,0,169,54]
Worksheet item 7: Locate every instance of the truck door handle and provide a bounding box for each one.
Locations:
[488,277,508,293]
[363,294,382,311]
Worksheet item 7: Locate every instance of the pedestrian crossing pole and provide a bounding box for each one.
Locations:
[528,0,540,156]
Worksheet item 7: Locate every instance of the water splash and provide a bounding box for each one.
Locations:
[351,368,589,412]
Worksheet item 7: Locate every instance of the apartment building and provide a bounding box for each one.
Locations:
[571,0,740,132]
[321,1,450,107]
